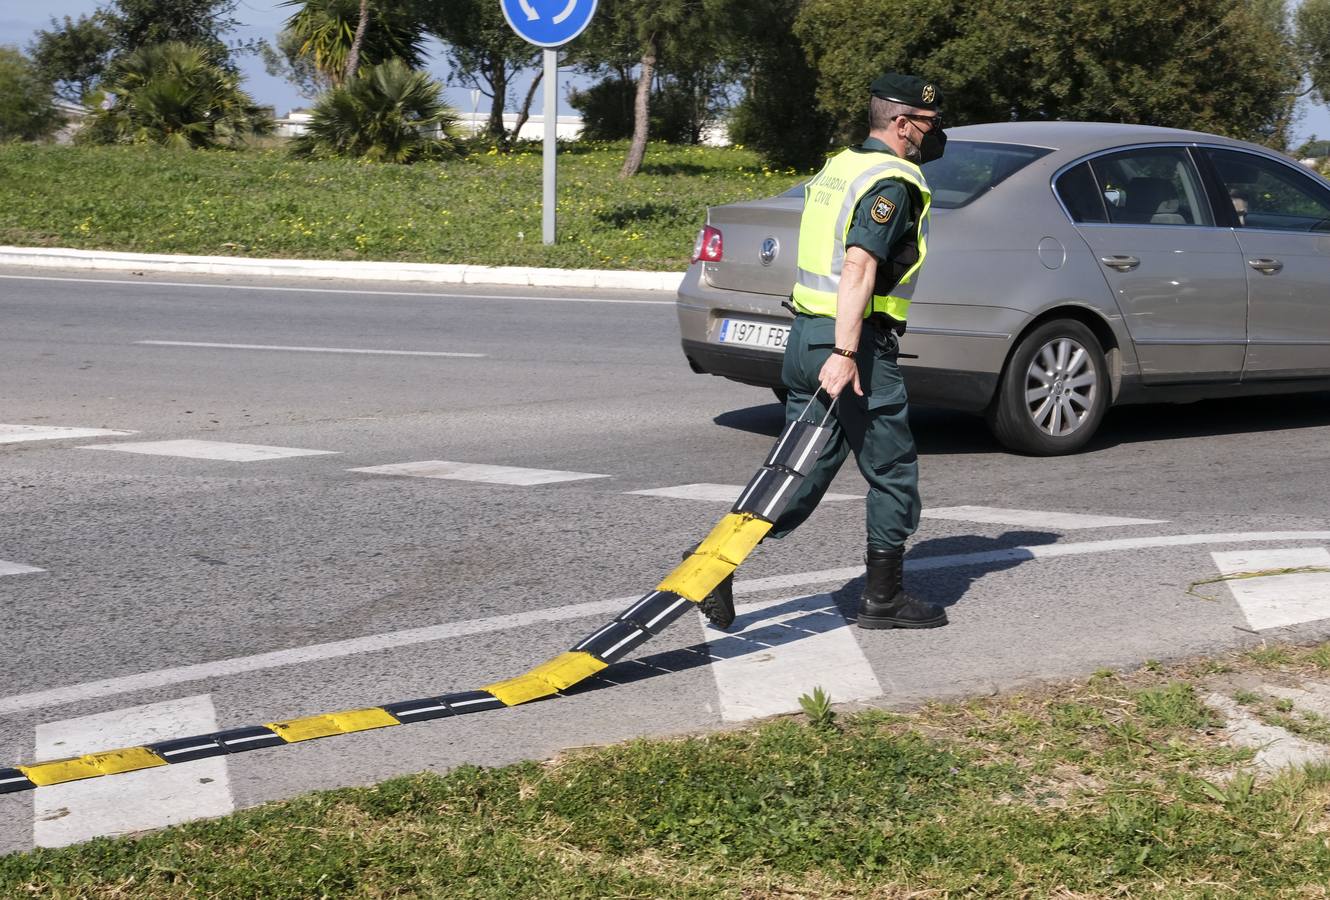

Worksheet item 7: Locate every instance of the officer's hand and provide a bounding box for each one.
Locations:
[818,353,862,399]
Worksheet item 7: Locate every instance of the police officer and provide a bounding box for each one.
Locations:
[770,73,948,630]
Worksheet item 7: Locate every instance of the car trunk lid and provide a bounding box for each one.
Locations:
[702,194,802,296]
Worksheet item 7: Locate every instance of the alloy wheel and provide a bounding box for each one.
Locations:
[1023,337,1098,437]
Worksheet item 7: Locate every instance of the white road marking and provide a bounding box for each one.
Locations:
[349,460,610,485]
[923,505,1166,529]
[0,274,674,305]
[1210,547,1330,630]
[6,530,1330,717]
[33,695,233,848]
[135,340,485,358]
[627,483,859,502]
[79,439,338,462]
[703,594,881,722]
[0,560,44,577]
[0,424,135,445]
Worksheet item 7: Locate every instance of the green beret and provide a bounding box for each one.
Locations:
[870,73,942,111]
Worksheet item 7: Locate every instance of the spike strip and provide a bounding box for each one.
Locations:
[1,417,831,794]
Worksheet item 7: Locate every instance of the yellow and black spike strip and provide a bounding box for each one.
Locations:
[0,403,837,796]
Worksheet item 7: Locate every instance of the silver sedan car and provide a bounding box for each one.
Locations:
[676,121,1330,454]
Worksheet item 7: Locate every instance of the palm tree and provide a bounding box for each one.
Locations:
[280,0,426,88]
[290,58,462,163]
[86,42,272,149]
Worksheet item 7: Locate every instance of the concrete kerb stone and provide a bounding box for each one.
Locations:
[0,246,684,293]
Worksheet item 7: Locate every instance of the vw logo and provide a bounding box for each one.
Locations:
[759,236,779,266]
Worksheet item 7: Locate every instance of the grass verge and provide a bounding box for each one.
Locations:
[0,141,805,271]
[9,641,1330,897]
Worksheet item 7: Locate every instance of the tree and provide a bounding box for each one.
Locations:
[107,0,245,68]
[797,0,1300,149]
[343,0,371,81]
[426,0,540,139]
[278,0,427,90]
[27,0,247,105]
[722,0,834,168]
[28,13,116,103]
[1299,0,1330,103]
[0,48,63,142]
[85,41,272,149]
[290,57,462,162]
[572,0,719,175]
[259,28,329,99]
[569,73,725,143]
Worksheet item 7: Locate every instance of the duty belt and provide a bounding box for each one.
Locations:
[782,299,906,336]
[867,312,907,336]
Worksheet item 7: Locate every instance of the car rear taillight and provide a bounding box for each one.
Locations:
[691,225,723,264]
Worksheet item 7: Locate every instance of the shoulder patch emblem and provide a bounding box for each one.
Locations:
[870,195,897,225]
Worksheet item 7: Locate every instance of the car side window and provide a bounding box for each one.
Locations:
[1203,147,1330,232]
[1054,162,1108,223]
[1087,148,1214,227]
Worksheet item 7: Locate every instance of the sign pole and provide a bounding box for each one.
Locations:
[500,0,596,247]
[542,48,557,245]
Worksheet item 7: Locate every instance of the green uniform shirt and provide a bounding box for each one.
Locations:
[844,138,917,298]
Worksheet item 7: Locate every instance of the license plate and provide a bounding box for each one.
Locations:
[717,318,790,350]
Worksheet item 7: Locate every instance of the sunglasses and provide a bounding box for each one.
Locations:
[898,113,942,129]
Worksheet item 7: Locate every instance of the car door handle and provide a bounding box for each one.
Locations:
[1099,254,1140,271]
[1247,257,1283,274]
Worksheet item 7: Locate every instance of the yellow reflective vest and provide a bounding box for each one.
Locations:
[791,148,932,321]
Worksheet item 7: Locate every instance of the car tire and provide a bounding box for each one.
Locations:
[987,319,1108,455]
[772,387,789,405]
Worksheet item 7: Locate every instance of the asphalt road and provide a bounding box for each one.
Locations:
[3,268,1330,851]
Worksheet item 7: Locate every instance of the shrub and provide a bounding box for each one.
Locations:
[569,75,715,145]
[84,41,272,149]
[290,58,462,163]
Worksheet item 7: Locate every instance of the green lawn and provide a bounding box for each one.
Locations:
[0,141,806,271]
[8,644,1330,897]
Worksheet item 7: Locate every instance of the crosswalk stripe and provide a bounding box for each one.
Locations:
[78,440,338,462]
[0,560,44,577]
[0,425,135,445]
[922,506,1166,529]
[1210,547,1330,631]
[627,483,859,503]
[349,460,610,485]
[33,695,234,848]
[702,594,882,722]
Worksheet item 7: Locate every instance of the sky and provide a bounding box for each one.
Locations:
[0,0,568,119]
[3,0,1330,144]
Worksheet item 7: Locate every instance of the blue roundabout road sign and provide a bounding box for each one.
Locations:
[500,0,599,48]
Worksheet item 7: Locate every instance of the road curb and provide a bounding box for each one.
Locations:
[0,246,683,293]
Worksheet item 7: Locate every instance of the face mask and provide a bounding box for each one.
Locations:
[918,126,946,163]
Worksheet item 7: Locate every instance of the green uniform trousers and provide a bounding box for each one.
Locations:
[768,313,921,549]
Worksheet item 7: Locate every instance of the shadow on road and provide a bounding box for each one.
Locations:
[713,401,785,436]
[1087,391,1330,451]
[712,390,1330,455]
[567,529,1059,697]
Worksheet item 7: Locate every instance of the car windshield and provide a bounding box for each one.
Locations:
[780,141,1052,207]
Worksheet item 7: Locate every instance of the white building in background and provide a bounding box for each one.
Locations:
[449,112,586,140]
[273,109,314,138]
[273,109,585,141]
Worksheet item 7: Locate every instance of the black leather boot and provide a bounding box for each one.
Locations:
[858,546,947,629]
[682,547,735,630]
